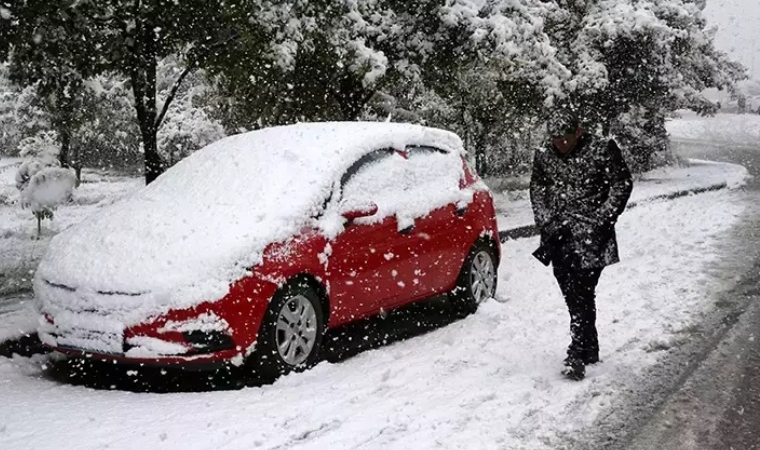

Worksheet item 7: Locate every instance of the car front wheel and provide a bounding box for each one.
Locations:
[449,241,498,315]
[250,280,325,380]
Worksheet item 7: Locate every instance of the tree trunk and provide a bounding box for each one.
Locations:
[58,128,71,168]
[142,124,162,184]
[475,138,487,177]
[131,40,162,184]
[71,139,82,185]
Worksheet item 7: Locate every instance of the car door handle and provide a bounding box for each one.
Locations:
[399,225,415,235]
[456,205,468,217]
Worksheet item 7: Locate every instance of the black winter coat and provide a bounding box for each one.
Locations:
[530,135,633,269]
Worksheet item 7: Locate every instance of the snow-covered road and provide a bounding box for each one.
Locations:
[0,185,746,450]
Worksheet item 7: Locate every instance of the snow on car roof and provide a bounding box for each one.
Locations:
[35,122,465,326]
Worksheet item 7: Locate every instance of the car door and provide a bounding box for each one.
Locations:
[325,149,415,323]
[398,146,470,299]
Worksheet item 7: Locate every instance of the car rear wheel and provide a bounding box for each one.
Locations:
[449,241,498,315]
[250,280,325,380]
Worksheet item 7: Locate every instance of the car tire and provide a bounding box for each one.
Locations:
[249,280,325,381]
[449,240,498,315]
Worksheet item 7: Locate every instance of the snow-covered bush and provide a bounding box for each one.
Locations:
[613,106,677,173]
[729,79,760,113]
[0,65,48,156]
[16,133,76,238]
[20,167,77,238]
[16,130,60,166]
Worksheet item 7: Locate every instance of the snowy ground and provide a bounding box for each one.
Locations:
[0,293,34,343]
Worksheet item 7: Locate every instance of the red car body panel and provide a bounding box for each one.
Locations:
[44,154,501,367]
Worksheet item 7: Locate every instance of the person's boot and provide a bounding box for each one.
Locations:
[584,339,600,365]
[561,357,585,381]
[565,348,599,365]
[564,354,598,365]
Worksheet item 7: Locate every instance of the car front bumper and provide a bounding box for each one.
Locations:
[45,342,242,370]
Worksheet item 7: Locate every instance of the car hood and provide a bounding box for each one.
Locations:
[38,193,282,297]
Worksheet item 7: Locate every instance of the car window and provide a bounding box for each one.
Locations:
[339,145,464,224]
[403,147,463,203]
[340,149,408,217]
[339,148,395,190]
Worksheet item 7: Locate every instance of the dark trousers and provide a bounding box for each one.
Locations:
[553,264,603,362]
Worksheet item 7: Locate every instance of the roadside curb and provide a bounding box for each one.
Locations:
[498,182,729,242]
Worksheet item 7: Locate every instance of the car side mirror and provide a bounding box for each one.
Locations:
[340,202,378,221]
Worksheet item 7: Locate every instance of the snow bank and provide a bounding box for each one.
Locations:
[666,111,760,146]
[635,159,749,193]
[36,122,464,330]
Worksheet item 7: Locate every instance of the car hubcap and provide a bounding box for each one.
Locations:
[275,294,318,366]
[469,251,496,303]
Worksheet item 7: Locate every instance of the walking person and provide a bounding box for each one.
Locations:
[530,110,633,381]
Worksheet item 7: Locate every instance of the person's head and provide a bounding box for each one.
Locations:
[548,110,584,154]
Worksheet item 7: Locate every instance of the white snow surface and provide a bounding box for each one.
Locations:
[666,111,760,146]
[35,122,463,327]
[0,187,746,450]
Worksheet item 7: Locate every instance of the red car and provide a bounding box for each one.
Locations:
[36,122,500,377]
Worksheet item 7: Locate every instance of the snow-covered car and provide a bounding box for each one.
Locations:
[35,122,500,376]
